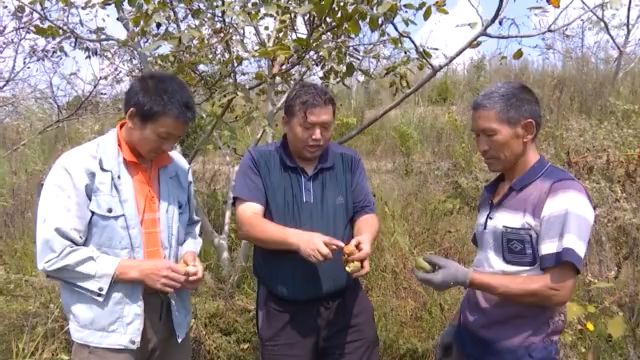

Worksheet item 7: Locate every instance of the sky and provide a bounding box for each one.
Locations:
[411,0,639,66]
[7,0,640,99]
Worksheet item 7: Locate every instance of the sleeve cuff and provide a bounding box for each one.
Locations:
[59,254,120,302]
[179,237,202,259]
[353,209,376,222]
[540,248,583,274]
[232,193,266,207]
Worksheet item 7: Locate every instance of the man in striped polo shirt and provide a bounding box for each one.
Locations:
[413,81,595,359]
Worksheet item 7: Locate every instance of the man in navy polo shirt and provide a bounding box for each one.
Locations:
[414,81,595,359]
[233,81,380,359]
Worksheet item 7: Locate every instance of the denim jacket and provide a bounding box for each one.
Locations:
[35,128,202,349]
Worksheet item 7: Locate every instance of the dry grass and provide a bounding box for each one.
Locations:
[1,59,639,359]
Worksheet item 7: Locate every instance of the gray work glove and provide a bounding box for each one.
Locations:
[436,324,457,360]
[412,255,471,291]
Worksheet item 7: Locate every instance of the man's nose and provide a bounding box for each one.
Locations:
[476,138,490,155]
[311,128,322,140]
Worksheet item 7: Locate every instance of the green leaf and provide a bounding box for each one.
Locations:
[33,25,61,38]
[296,4,313,14]
[512,48,524,60]
[347,18,361,35]
[275,48,293,57]
[566,302,585,321]
[403,3,416,10]
[378,1,395,14]
[131,14,142,27]
[586,305,597,313]
[368,15,380,31]
[127,0,137,7]
[344,62,356,78]
[606,315,626,339]
[256,48,274,58]
[423,5,432,21]
[292,37,310,48]
[436,7,449,15]
[422,49,432,59]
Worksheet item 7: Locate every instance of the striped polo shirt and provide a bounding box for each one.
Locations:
[455,156,595,359]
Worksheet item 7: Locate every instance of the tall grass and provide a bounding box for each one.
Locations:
[1,58,638,359]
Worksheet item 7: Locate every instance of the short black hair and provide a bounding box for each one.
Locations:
[283,81,336,120]
[123,71,196,124]
[472,81,542,138]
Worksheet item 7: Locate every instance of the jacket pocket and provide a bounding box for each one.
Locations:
[501,226,538,267]
[88,193,130,250]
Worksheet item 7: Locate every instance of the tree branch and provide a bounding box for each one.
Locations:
[485,4,599,40]
[337,0,506,144]
[114,1,150,71]
[580,0,622,52]
[2,78,103,157]
[390,21,434,70]
[17,1,120,44]
[626,0,633,35]
[468,0,484,26]
[187,96,235,164]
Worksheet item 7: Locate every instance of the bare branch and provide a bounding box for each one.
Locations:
[2,78,102,157]
[626,0,633,35]
[168,0,183,32]
[187,96,235,164]
[114,1,150,71]
[390,21,434,70]
[468,0,484,26]
[485,4,600,40]
[580,0,622,52]
[337,0,506,144]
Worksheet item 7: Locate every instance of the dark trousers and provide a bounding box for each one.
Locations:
[256,280,379,360]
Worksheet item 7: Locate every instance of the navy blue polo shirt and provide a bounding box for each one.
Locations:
[232,136,376,301]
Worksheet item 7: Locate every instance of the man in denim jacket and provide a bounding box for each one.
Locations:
[36,71,203,360]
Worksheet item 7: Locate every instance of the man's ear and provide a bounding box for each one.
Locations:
[521,119,537,142]
[125,108,137,125]
[281,115,290,127]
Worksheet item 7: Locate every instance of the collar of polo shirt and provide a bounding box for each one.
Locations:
[278,134,335,173]
[484,156,551,196]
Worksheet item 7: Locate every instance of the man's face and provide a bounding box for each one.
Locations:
[283,105,334,163]
[471,110,533,173]
[126,112,188,162]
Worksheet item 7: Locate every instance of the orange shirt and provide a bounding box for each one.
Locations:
[116,121,172,259]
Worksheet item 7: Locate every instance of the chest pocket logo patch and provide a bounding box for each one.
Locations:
[501,226,538,267]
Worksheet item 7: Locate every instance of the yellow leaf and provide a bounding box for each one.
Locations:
[607,315,627,339]
[566,302,585,321]
[585,321,595,332]
[512,48,524,60]
[547,0,560,8]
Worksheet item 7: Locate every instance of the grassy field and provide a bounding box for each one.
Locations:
[0,59,638,359]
